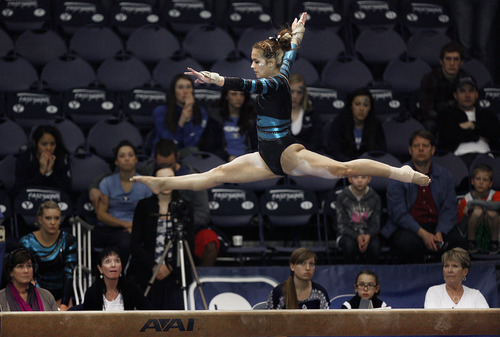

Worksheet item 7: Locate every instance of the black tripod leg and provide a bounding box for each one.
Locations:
[183,239,208,310]
[144,239,174,297]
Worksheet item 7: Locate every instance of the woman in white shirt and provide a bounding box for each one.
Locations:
[424,247,489,308]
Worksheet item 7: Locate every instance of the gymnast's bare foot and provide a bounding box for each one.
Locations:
[130,176,164,194]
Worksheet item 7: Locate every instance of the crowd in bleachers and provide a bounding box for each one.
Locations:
[0,0,499,311]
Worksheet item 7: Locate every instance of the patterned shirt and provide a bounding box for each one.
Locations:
[266,281,330,309]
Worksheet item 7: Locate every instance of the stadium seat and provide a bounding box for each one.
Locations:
[222,0,272,39]
[0,118,27,159]
[0,29,14,56]
[382,56,431,94]
[400,0,451,36]
[208,186,267,264]
[97,52,151,92]
[152,55,202,90]
[348,0,399,32]
[162,0,214,35]
[479,84,500,113]
[321,55,374,93]
[62,84,120,133]
[433,151,469,192]
[462,59,493,89]
[14,29,67,68]
[382,116,425,162]
[0,54,38,93]
[5,89,63,132]
[86,117,144,162]
[40,53,96,93]
[0,0,51,33]
[110,0,161,37]
[0,154,18,193]
[353,27,406,79]
[293,0,344,32]
[126,24,180,65]
[299,27,345,69]
[70,150,111,194]
[13,186,73,237]
[182,24,235,67]
[69,25,124,65]
[290,57,320,86]
[54,0,108,36]
[260,184,327,259]
[368,82,408,120]
[121,85,167,132]
[406,30,451,67]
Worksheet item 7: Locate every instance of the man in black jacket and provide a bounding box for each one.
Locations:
[437,75,500,167]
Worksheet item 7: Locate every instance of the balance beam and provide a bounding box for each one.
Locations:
[1,309,499,336]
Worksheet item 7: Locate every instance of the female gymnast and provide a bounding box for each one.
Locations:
[131,12,430,193]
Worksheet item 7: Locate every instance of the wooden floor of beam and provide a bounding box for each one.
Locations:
[1,309,499,336]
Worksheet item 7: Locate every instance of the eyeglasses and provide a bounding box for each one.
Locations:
[298,261,315,267]
[356,283,377,289]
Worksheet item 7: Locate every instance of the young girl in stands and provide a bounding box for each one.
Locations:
[342,270,388,309]
[266,248,330,309]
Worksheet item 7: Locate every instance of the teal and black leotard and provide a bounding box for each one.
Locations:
[222,45,298,175]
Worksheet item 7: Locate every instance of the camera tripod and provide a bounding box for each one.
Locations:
[144,220,207,310]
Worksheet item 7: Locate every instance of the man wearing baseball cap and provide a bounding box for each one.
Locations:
[437,75,500,167]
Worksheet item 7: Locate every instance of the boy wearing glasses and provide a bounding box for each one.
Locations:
[342,270,387,309]
[335,175,381,263]
[457,163,500,254]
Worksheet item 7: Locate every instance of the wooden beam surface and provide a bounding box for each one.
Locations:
[1,309,499,337]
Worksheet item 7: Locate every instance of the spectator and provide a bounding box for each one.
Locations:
[326,88,386,161]
[457,164,500,254]
[289,73,323,152]
[82,247,151,311]
[89,138,218,266]
[266,248,329,309]
[141,139,218,266]
[129,164,196,309]
[152,73,208,151]
[198,88,257,161]
[418,42,469,135]
[14,124,71,194]
[93,140,152,262]
[19,201,77,311]
[335,175,381,263]
[341,270,388,309]
[424,247,489,308]
[383,129,467,263]
[0,248,58,311]
[437,75,500,167]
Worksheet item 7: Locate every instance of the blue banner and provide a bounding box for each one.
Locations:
[188,263,498,310]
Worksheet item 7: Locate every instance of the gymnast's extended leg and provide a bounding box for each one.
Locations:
[131,152,279,193]
[281,144,430,185]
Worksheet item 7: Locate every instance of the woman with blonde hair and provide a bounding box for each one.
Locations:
[424,247,489,308]
[19,201,76,311]
[289,73,323,152]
